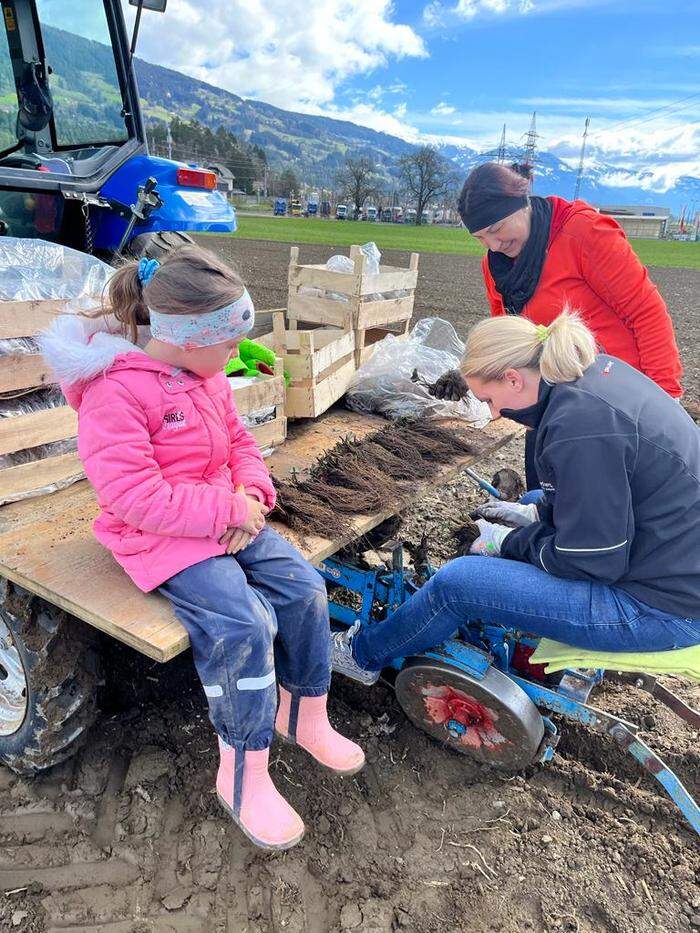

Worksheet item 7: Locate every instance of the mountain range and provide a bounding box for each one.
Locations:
[1,25,697,214]
[134,50,700,215]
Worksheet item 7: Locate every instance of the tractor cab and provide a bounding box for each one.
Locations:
[0,0,236,257]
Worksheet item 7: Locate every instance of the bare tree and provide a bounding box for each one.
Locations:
[398,145,456,225]
[335,157,379,218]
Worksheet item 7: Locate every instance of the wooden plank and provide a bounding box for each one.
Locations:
[250,415,287,449]
[0,300,65,339]
[288,266,359,297]
[230,374,285,413]
[355,294,414,330]
[0,451,84,506]
[0,412,521,662]
[0,405,77,456]
[0,352,55,393]
[310,357,357,415]
[285,357,357,418]
[287,292,352,329]
[359,267,418,296]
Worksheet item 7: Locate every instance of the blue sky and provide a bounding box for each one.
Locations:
[39,1,700,188]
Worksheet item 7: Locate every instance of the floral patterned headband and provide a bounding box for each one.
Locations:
[149,289,255,349]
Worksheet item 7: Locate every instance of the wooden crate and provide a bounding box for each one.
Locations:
[229,357,287,449]
[0,299,81,506]
[0,300,286,506]
[287,245,418,367]
[258,312,356,419]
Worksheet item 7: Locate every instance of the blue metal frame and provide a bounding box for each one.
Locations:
[318,552,700,838]
[93,155,237,251]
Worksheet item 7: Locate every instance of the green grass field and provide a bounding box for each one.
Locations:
[225,214,700,270]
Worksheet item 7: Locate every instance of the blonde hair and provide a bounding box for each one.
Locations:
[89,244,245,343]
[461,309,597,385]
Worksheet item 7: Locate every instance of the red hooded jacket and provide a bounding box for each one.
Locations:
[482,197,683,397]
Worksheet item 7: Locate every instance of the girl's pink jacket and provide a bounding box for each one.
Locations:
[40,316,277,592]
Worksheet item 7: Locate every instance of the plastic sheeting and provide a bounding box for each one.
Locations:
[0,237,113,306]
[345,317,491,423]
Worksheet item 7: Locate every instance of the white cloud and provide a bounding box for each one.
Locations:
[431,101,457,115]
[309,102,420,140]
[367,81,408,102]
[422,0,617,28]
[128,0,426,112]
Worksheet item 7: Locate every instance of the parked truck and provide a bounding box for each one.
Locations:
[305,193,319,217]
[336,203,348,220]
[274,197,287,216]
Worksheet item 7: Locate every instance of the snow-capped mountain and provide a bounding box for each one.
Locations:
[440,144,700,215]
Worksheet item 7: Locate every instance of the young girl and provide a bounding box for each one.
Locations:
[41,245,364,851]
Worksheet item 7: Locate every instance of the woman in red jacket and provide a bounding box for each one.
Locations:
[433,161,684,485]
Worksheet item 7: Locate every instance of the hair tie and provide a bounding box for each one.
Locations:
[138,257,160,286]
[535,324,550,343]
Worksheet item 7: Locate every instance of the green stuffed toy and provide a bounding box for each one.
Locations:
[225,339,277,378]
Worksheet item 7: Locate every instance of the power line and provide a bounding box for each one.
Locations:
[587,91,700,141]
[574,116,590,201]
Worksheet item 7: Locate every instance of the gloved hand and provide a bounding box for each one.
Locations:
[473,500,539,528]
[429,369,469,401]
[469,519,513,557]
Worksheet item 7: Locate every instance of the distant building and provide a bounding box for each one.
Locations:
[205,162,235,195]
[597,204,670,239]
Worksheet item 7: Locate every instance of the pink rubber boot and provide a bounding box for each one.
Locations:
[275,688,365,776]
[216,737,305,850]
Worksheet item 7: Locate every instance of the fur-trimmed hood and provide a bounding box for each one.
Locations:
[38,315,162,409]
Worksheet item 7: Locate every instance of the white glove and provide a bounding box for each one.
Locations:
[474,500,539,528]
[469,519,513,557]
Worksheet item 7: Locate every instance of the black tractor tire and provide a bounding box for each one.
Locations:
[121,230,195,261]
[0,585,101,774]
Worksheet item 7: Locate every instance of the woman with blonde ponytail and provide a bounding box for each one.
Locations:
[331,311,700,681]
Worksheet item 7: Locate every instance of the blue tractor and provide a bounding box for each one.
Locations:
[0,0,236,259]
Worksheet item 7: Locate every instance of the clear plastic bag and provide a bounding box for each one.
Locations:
[345,317,491,423]
[0,237,113,308]
[300,243,383,303]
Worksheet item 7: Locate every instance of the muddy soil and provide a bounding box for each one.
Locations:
[1,237,698,933]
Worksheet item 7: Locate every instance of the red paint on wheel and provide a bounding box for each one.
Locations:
[422,684,509,750]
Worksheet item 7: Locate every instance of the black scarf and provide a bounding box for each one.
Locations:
[487,196,553,315]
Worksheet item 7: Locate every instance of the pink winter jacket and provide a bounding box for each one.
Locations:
[41,316,277,592]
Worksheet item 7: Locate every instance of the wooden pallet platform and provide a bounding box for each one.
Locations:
[0,411,521,663]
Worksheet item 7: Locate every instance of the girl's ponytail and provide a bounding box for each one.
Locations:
[539,312,597,383]
[462,308,596,384]
[104,262,149,344]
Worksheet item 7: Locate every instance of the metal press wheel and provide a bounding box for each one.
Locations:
[395,657,545,770]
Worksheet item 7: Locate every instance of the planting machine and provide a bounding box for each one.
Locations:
[319,541,700,839]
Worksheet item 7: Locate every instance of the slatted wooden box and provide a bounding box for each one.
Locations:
[286,245,418,367]
[229,357,287,450]
[258,311,356,419]
[0,301,285,507]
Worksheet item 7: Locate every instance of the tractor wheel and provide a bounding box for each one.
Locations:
[122,230,195,261]
[395,656,544,770]
[0,586,101,774]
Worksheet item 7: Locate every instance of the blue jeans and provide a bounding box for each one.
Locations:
[352,555,700,671]
[160,527,331,752]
